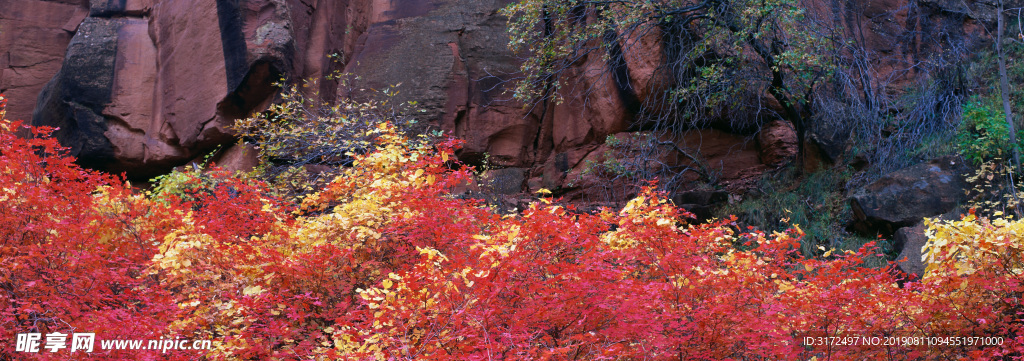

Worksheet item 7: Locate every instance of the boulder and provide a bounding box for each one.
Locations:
[208,143,260,173]
[850,156,969,237]
[894,209,968,278]
[894,223,928,278]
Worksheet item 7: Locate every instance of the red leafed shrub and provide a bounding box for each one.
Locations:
[1,95,1024,360]
[0,118,183,360]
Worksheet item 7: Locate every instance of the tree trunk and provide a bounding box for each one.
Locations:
[997,0,1024,216]
[998,0,1022,170]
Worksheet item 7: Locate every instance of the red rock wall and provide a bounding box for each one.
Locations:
[0,0,992,191]
[0,0,86,124]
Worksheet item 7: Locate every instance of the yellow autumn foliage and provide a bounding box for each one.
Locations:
[922,213,1024,278]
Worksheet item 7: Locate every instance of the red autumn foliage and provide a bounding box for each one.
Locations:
[1,95,1024,360]
[0,119,181,360]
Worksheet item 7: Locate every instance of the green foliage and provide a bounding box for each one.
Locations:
[149,149,229,204]
[149,165,206,204]
[944,41,1024,218]
[716,166,880,261]
[950,40,1024,166]
[578,135,637,179]
[148,163,263,211]
[957,99,1023,164]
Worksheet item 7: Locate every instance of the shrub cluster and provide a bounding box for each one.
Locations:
[231,76,434,201]
[957,99,1024,165]
[1,96,1024,360]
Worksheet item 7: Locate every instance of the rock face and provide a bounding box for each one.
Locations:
[0,0,87,124]
[850,156,970,237]
[339,0,535,168]
[29,0,301,178]
[20,0,537,180]
[0,0,993,189]
[757,120,798,167]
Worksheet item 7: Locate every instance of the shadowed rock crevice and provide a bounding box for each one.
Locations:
[603,30,642,117]
[216,0,249,92]
[218,60,282,121]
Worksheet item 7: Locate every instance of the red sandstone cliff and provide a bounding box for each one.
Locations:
[0,0,992,199]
